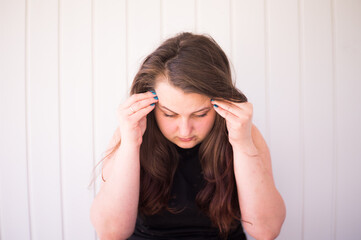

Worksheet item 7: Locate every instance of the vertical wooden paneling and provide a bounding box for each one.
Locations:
[302,0,334,239]
[27,0,63,239]
[334,0,361,239]
[0,1,31,240]
[161,0,195,39]
[127,0,161,88]
[93,0,127,194]
[197,0,231,59]
[231,0,267,139]
[1,1,361,239]
[60,0,95,239]
[267,0,302,239]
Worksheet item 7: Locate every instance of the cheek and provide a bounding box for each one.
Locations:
[162,120,177,133]
[155,114,177,135]
[194,115,216,134]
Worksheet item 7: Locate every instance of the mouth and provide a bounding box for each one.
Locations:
[178,137,194,142]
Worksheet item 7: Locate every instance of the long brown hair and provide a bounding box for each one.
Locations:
[103,32,247,235]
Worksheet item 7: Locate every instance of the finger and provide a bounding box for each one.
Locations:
[211,99,242,118]
[129,103,156,122]
[128,95,158,115]
[212,104,240,124]
[123,91,157,109]
[211,99,252,117]
[231,101,253,112]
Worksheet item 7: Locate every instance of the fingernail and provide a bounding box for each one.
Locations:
[150,103,155,106]
[213,104,218,108]
[211,99,214,101]
[154,96,158,100]
[150,90,156,95]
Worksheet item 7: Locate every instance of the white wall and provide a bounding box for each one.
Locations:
[0,0,360,239]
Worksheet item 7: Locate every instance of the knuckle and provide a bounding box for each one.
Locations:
[133,101,141,110]
[247,102,253,109]
[243,114,252,121]
[247,111,253,118]
[118,108,129,120]
[130,94,138,102]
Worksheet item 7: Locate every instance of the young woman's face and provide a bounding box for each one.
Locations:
[154,79,216,149]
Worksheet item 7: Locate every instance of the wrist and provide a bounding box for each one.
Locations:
[120,141,141,151]
[231,142,259,157]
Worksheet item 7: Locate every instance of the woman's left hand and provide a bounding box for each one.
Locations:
[211,99,257,155]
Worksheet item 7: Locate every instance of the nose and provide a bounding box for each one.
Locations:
[178,118,193,137]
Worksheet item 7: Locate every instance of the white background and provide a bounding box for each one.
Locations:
[0,0,360,239]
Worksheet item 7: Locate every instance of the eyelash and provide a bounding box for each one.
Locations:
[164,113,208,118]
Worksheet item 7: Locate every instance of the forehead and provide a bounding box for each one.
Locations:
[154,79,211,114]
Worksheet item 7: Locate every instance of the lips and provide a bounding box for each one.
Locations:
[179,137,194,142]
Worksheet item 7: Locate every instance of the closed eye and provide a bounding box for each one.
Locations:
[163,113,208,118]
[164,113,176,118]
[196,113,207,118]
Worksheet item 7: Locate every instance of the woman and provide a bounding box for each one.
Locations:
[90,32,286,240]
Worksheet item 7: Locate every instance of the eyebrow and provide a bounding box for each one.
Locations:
[158,104,211,115]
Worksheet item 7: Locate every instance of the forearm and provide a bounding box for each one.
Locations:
[233,146,285,239]
[90,144,140,240]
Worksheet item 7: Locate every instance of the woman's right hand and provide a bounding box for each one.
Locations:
[117,91,158,147]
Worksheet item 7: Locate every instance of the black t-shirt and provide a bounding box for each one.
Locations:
[128,143,247,240]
